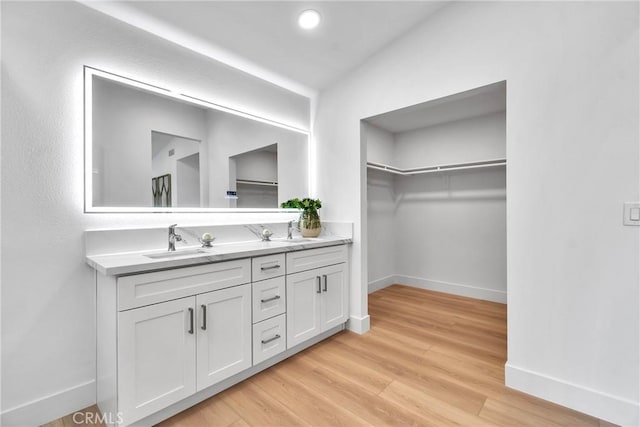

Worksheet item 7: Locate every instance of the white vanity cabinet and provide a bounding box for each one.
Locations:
[117,285,252,424]
[286,246,349,348]
[99,259,252,425]
[95,243,349,426]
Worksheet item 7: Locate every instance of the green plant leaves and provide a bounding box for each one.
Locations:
[280,197,321,211]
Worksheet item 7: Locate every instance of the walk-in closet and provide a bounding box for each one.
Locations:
[365,82,507,303]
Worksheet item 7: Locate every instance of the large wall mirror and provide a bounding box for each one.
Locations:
[84,66,310,212]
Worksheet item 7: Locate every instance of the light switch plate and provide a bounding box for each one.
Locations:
[623,202,640,226]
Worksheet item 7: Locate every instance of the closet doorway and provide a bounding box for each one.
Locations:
[363,81,507,304]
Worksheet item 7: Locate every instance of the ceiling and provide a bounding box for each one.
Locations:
[364,81,507,134]
[85,1,447,95]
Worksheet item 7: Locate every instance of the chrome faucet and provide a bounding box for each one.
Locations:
[287,220,297,240]
[168,224,184,251]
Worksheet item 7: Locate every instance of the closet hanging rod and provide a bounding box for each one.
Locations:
[236,179,278,187]
[367,158,506,176]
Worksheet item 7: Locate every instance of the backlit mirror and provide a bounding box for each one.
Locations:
[84,66,309,212]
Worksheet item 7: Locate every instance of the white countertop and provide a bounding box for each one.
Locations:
[86,236,352,276]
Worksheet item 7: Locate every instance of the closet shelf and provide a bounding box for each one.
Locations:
[236,179,278,187]
[367,158,506,176]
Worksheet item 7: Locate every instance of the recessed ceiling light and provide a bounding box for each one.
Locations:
[298,9,320,30]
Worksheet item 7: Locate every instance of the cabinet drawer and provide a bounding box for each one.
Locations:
[118,259,251,310]
[252,314,286,365]
[286,245,347,274]
[252,253,285,281]
[252,276,286,323]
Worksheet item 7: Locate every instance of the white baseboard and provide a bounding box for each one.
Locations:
[347,314,370,334]
[368,275,396,294]
[1,380,96,427]
[506,362,639,426]
[394,274,507,303]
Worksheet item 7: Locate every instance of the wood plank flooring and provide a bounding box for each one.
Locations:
[46,285,615,427]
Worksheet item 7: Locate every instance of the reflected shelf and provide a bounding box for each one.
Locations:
[366,158,506,176]
[236,179,278,187]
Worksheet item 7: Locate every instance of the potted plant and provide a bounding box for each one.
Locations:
[281,198,322,237]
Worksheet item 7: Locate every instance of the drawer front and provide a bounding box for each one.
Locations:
[286,245,347,274]
[252,253,286,282]
[252,314,286,365]
[252,276,286,323]
[118,259,251,311]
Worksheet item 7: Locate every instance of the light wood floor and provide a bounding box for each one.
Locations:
[47,285,615,427]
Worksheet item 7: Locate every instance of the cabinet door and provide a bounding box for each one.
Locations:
[286,269,322,348]
[320,263,349,331]
[196,284,252,391]
[118,297,196,425]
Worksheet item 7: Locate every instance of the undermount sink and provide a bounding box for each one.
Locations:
[278,237,317,244]
[145,248,214,259]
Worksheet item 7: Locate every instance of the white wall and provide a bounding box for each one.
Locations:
[316,2,639,424]
[394,112,506,167]
[394,168,507,301]
[175,153,201,208]
[365,122,396,290]
[365,123,395,165]
[366,168,396,291]
[0,2,309,425]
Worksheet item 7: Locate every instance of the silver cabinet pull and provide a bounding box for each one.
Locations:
[188,308,194,334]
[261,295,281,303]
[261,334,281,344]
[260,264,281,271]
[316,276,322,293]
[323,274,328,292]
[201,304,207,330]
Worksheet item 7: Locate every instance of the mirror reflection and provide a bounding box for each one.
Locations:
[151,131,201,208]
[87,67,309,211]
[232,144,278,209]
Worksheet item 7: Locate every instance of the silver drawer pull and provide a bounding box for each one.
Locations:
[260,264,281,271]
[201,304,207,330]
[261,334,281,344]
[188,308,194,334]
[261,295,281,303]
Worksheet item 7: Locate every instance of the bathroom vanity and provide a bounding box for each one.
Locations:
[86,226,351,426]
[82,64,352,426]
